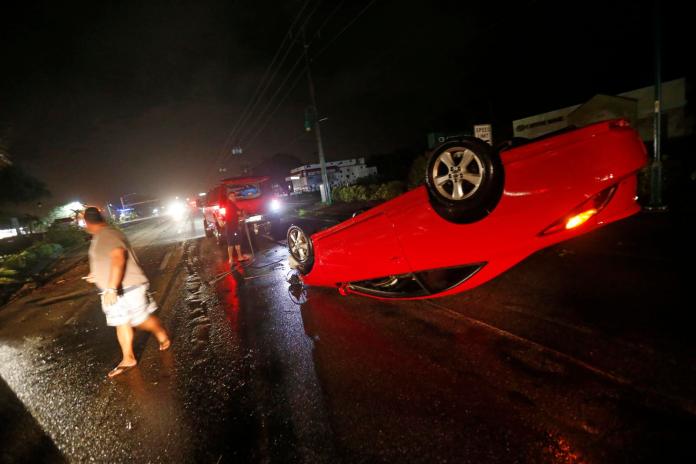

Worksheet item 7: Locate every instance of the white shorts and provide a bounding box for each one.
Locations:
[101,284,158,327]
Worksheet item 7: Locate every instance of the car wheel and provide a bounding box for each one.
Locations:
[425,137,504,223]
[203,219,214,238]
[287,225,314,274]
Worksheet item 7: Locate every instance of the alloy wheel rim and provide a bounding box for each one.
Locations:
[288,228,309,262]
[432,148,484,201]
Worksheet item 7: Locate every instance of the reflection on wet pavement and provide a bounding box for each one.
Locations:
[1,214,695,462]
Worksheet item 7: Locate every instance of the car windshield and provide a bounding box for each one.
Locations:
[228,183,262,200]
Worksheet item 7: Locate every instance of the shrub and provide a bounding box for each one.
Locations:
[0,268,19,277]
[0,267,21,284]
[408,154,428,188]
[332,186,346,203]
[34,243,63,258]
[44,224,87,248]
[333,181,406,202]
[354,185,370,201]
[1,252,29,270]
[374,181,406,200]
[0,242,63,271]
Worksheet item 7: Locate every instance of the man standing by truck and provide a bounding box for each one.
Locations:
[224,191,248,264]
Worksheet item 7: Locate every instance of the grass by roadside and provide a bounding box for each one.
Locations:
[295,200,383,221]
[0,225,88,306]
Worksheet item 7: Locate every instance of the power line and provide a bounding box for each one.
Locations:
[211,1,325,178]
[311,0,378,60]
[239,0,348,153]
[310,0,345,42]
[241,0,380,154]
[220,0,312,151]
[208,0,379,183]
[203,0,315,183]
[239,52,305,144]
[242,65,308,150]
[278,129,312,154]
[232,0,323,146]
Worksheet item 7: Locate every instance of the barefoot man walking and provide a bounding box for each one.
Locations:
[83,207,170,378]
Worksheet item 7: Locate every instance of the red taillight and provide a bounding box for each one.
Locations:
[541,186,616,235]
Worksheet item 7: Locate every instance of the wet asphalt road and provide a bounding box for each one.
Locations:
[1,211,695,463]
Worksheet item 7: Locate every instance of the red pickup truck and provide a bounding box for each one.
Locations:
[200,176,283,243]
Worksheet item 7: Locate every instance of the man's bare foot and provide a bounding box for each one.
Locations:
[108,362,137,378]
[159,338,171,351]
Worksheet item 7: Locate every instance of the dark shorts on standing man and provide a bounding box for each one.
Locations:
[225,223,241,246]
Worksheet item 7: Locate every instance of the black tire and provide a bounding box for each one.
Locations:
[287,225,314,274]
[203,219,214,238]
[425,137,504,223]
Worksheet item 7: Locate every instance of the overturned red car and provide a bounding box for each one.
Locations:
[287,120,648,300]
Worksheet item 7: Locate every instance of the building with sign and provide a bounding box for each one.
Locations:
[286,158,378,193]
[512,77,690,143]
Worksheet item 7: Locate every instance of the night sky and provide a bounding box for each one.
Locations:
[0,0,689,208]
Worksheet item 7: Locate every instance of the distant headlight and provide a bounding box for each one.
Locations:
[269,198,282,213]
[167,201,186,220]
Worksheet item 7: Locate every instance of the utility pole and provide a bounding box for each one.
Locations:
[302,29,332,204]
[648,0,667,210]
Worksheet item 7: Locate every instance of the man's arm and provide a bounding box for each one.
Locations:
[103,247,127,306]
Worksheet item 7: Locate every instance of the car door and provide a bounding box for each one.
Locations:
[312,209,409,284]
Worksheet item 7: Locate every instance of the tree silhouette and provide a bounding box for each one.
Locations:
[0,164,50,205]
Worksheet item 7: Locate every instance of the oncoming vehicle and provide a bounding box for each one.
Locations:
[201,176,283,243]
[287,120,648,300]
